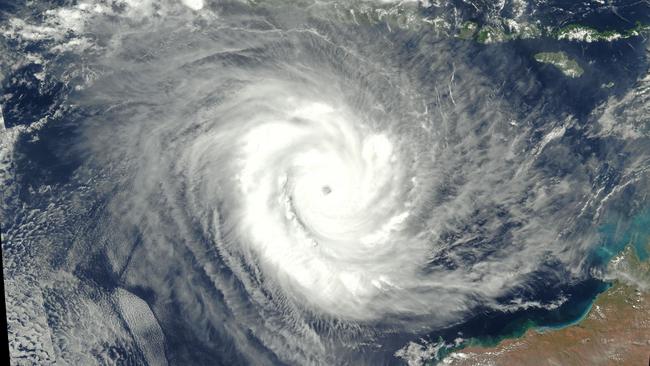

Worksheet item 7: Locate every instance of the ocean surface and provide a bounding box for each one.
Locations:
[2,1,649,365]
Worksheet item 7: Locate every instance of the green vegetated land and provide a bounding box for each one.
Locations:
[534,51,584,78]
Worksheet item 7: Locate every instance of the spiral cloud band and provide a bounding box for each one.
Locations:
[90,16,596,333]
[3,0,650,365]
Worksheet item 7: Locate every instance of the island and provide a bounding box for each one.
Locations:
[534,51,584,78]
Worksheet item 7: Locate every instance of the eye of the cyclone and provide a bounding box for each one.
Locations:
[235,97,416,320]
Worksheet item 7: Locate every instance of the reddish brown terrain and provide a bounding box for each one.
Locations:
[444,245,650,366]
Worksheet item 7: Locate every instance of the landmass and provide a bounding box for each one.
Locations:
[250,0,650,45]
[555,22,650,43]
[459,21,541,43]
[534,52,584,78]
[254,0,648,80]
[459,20,650,44]
[443,243,650,365]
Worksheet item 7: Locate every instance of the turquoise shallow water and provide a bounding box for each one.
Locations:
[595,209,650,263]
[438,209,650,362]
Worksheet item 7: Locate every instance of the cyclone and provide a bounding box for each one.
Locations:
[184,77,424,320]
[2,0,650,365]
[75,17,605,353]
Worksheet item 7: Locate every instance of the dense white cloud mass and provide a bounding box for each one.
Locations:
[181,0,205,10]
[2,0,649,365]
